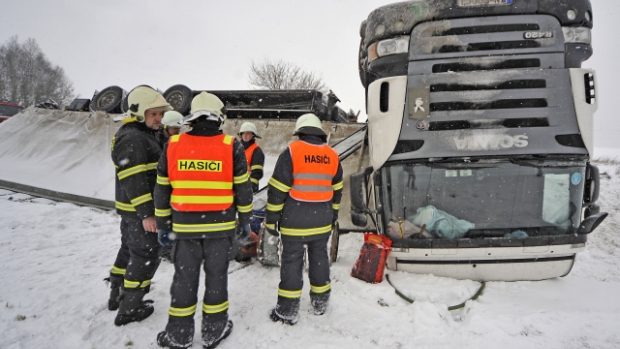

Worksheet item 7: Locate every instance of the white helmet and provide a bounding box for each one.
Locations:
[185,92,226,124]
[162,110,184,128]
[294,113,326,137]
[239,121,261,139]
[127,85,171,122]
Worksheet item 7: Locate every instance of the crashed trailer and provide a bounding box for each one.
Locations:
[72,84,355,122]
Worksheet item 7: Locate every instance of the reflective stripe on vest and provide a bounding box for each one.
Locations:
[288,140,339,202]
[167,134,234,212]
[244,142,258,172]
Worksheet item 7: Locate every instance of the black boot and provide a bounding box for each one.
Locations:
[269,298,299,325]
[104,277,122,311]
[269,308,298,325]
[202,320,233,349]
[158,317,194,348]
[156,331,191,349]
[310,293,330,315]
[114,300,154,326]
[114,289,154,326]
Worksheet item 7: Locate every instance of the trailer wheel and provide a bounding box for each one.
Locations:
[90,86,125,113]
[329,223,340,263]
[164,84,193,115]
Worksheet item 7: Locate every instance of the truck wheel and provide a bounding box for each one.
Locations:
[164,84,193,115]
[358,21,368,87]
[358,42,368,87]
[329,223,340,263]
[90,86,125,113]
[90,86,124,113]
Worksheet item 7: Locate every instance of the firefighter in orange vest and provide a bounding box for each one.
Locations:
[108,85,172,326]
[238,121,264,193]
[154,92,253,349]
[265,113,344,325]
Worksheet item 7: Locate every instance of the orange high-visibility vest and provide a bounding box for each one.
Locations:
[288,140,339,202]
[244,142,258,172]
[167,134,234,212]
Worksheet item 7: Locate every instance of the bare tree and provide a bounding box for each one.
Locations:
[249,59,327,91]
[0,36,74,106]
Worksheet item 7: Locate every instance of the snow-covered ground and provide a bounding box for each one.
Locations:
[594,147,620,163]
[1,161,619,349]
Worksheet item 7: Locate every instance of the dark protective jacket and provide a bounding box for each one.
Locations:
[265,134,344,241]
[112,120,162,219]
[242,139,265,192]
[154,121,253,240]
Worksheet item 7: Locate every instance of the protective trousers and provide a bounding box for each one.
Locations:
[111,216,161,314]
[276,237,331,318]
[164,238,232,347]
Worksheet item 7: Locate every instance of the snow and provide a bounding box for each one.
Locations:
[0,108,118,201]
[593,147,620,163]
[1,160,620,349]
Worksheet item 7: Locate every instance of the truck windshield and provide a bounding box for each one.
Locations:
[380,160,586,239]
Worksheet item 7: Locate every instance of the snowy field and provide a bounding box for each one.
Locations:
[1,161,619,349]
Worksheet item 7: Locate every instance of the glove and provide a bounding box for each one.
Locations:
[265,222,279,237]
[237,224,254,247]
[157,229,174,247]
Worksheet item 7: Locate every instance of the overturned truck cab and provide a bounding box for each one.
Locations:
[351,0,607,281]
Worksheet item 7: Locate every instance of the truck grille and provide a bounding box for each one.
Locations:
[431,58,541,73]
[394,14,588,159]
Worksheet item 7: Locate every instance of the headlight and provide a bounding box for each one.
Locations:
[562,27,591,44]
[367,36,410,63]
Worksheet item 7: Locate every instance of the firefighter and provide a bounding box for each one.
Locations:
[158,110,185,262]
[154,92,253,349]
[265,113,343,325]
[161,110,184,139]
[238,121,265,193]
[107,85,172,326]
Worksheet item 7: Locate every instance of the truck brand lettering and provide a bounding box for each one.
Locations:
[178,160,222,172]
[304,154,331,164]
[523,31,554,39]
[454,134,528,151]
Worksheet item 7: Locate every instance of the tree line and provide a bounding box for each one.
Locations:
[0,36,329,108]
[0,36,74,107]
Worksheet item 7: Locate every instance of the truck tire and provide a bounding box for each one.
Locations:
[359,21,368,87]
[90,86,125,113]
[164,84,193,115]
[358,39,368,87]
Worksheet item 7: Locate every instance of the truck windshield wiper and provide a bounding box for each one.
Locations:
[425,157,500,169]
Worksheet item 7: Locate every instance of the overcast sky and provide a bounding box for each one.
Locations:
[2,0,619,148]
